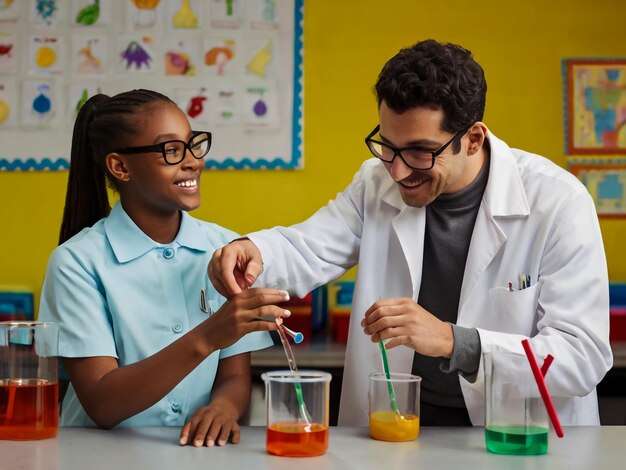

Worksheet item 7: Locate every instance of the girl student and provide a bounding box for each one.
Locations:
[38,89,290,447]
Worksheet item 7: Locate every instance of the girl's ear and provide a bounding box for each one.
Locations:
[466,122,488,156]
[106,153,130,183]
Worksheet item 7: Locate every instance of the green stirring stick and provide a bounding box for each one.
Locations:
[379,339,400,415]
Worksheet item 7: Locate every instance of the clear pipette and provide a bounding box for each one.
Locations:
[275,320,312,428]
[254,316,304,343]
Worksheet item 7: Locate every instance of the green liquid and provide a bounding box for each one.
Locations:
[485,426,548,455]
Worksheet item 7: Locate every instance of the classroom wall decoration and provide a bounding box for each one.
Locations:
[0,0,304,171]
[563,58,626,155]
[567,158,626,218]
[563,58,626,218]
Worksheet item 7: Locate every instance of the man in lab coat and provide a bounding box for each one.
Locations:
[209,39,612,426]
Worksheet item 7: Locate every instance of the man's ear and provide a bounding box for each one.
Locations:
[467,122,488,156]
[106,153,130,183]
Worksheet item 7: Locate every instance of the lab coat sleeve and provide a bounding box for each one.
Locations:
[478,190,613,397]
[248,161,371,297]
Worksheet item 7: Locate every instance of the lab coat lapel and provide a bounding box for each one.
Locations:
[390,203,426,300]
[458,132,530,312]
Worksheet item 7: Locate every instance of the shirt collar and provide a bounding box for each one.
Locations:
[104,202,209,263]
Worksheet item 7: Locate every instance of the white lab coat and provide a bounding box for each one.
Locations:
[250,132,612,426]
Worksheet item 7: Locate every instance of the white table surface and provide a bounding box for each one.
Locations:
[2,426,625,470]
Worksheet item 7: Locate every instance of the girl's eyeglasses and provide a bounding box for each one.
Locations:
[114,131,212,165]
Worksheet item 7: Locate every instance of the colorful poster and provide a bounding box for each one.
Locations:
[27,35,63,75]
[21,79,58,126]
[163,37,198,76]
[126,0,163,30]
[72,0,110,27]
[564,59,626,155]
[202,37,236,77]
[166,0,202,31]
[71,35,107,76]
[117,35,155,73]
[208,0,243,29]
[68,82,104,118]
[0,78,17,128]
[244,37,275,78]
[247,0,278,30]
[568,158,626,217]
[0,30,17,74]
[30,0,63,28]
[0,1,19,23]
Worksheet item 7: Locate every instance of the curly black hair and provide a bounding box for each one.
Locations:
[375,39,487,134]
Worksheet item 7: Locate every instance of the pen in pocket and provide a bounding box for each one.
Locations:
[518,274,531,290]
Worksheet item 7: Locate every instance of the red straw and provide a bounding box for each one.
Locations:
[541,354,554,377]
[521,339,564,438]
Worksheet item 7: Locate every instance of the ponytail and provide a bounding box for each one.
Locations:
[59,95,110,245]
[59,89,175,245]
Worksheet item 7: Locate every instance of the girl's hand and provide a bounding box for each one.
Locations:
[198,288,290,353]
[179,401,240,447]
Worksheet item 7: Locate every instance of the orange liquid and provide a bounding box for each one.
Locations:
[267,422,328,457]
[369,410,419,441]
[0,379,58,440]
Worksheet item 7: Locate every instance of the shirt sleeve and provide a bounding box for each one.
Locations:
[219,331,274,359]
[37,246,118,359]
[439,324,481,383]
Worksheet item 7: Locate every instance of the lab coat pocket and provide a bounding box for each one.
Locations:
[488,282,541,335]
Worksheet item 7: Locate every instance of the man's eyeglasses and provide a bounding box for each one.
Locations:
[364,125,469,170]
[114,131,212,165]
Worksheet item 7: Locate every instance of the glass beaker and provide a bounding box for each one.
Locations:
[0,321,59,440]
[369,372,421,441]
[484,350,549,455]
[261,370,331,457]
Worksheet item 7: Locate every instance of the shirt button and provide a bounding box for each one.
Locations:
[163,248,174,259]
[172,323,183,333]
[171,402,181,413]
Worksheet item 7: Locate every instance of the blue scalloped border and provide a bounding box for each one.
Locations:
[0,0,304,172]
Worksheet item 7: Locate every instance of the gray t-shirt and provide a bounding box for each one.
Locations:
[412,157,489,409]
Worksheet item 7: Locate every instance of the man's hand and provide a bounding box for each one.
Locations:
[360,298,454,358]
[209,239,264,298]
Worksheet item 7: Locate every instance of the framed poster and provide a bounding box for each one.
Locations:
[563,58,626,155]
[567,158,626,218]
[0,0,304,170]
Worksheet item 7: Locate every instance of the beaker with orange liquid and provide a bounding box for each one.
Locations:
[0,322,59,440]
[262,370,331,457]
[369,372,421,441]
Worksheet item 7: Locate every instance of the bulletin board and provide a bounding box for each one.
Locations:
[0,0,304,171]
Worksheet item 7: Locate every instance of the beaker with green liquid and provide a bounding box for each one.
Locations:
[484,350,549,455]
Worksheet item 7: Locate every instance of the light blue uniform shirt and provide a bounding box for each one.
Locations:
[38,202,273,427]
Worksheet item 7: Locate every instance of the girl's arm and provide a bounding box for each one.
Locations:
[63,288,289,429]
[179,353,252,447]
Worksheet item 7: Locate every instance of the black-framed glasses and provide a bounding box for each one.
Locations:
[365,124,469,170]
[114,131,212,165]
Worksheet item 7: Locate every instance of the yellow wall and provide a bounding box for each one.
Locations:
[1,0,626,311]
